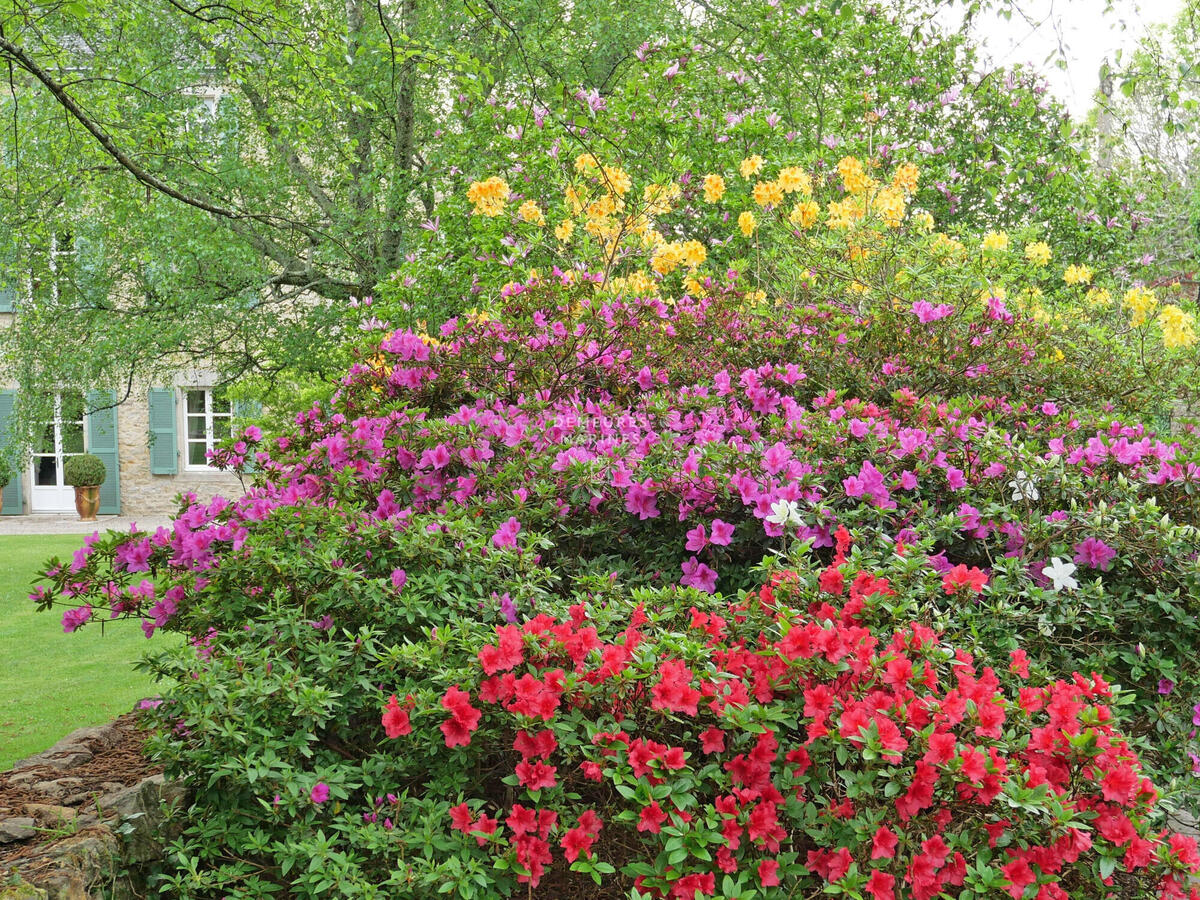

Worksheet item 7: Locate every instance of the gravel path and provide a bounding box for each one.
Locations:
[0,515,173,535]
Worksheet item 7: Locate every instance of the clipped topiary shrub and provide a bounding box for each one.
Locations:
[62,452,106,487]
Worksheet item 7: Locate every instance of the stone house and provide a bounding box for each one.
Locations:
[1,285,251,518]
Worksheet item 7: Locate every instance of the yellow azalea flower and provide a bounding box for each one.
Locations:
[827,196,865,231]
[1123,286,1158,327]
[891,162,919,194]
[739,155,765,179]
[871,186,906,228]
[554,220,574,243]
[778,166,812,196]
[519,200,545,226]
[643,182,681,215]
[1085,287,1111,307]
[586,193,616,220]
[627,271,657,295]
[564,184,585,215]
[574,153,600,173]
[1158,305,1197,348]
[837,156,870,194]
[932,232,964,256]
[1063,264,1093,286]
[600,165,632,196]
[981,231,1009,253]
[681,239,707,268]
[848,280,869,295]
[738,211,756,236]
[1024,241,1052,267]
[788,200,819,229]
[466,176,509,217]
[752,180,784,208]
[911,210,935,232]
[683,275,704,296]
[702,174,726,203]
[650,242,685,276]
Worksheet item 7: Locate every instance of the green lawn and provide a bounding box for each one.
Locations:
[0,534,168,770]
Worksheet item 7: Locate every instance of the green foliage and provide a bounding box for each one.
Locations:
[62,453,106,487]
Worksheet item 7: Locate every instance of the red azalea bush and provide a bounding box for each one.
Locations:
[384,548,1200,898]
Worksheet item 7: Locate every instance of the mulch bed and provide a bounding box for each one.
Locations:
[0,712,160,867]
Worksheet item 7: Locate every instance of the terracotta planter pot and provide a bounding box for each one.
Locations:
[74,485,101,521]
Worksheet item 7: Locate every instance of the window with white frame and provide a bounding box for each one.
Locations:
[185,388,232,469]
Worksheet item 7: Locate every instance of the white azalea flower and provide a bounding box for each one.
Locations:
[1042,557,1078,592]
[1009,470,1039,502]
[766,498,802,527]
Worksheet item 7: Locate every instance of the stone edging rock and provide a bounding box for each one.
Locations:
[1,716,187,900]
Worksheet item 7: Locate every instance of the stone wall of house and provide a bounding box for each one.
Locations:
[115,387,245,518]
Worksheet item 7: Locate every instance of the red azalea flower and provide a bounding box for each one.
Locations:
[478,624,524,675]
[871,825,898,859]
[515,760,558,791]
[560,825,594,862]
[1009,648,1030,679]
[439,686,482,747]
[700,726,726,754]
[637,801,668,834]
[448,802,473,833]
[513,728,557,760]
[942,564,987,595]
[382,693,412,738]
[470,814,499,847]
[865,870,896,900]
[758,859,781,887]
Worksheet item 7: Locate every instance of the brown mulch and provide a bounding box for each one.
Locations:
[0,712,160,867]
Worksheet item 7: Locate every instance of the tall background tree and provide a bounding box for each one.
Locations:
[0,0,1139,419]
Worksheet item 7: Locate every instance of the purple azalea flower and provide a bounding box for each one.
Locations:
[497,592,517,624]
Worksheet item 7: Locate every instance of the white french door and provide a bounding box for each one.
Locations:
[29,392,86,512]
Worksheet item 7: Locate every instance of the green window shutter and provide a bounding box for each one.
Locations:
[148,388,178,475]
[86,389,120,516]
[0,280,15,313]
[0,390,24,515]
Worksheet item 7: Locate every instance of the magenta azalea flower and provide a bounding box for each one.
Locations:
[62,604,93,634]
[680,557,718,594]
[311,783,330,804]
[709,519,735,546]
[1073,537,1117,571]
[491,517,522,549]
